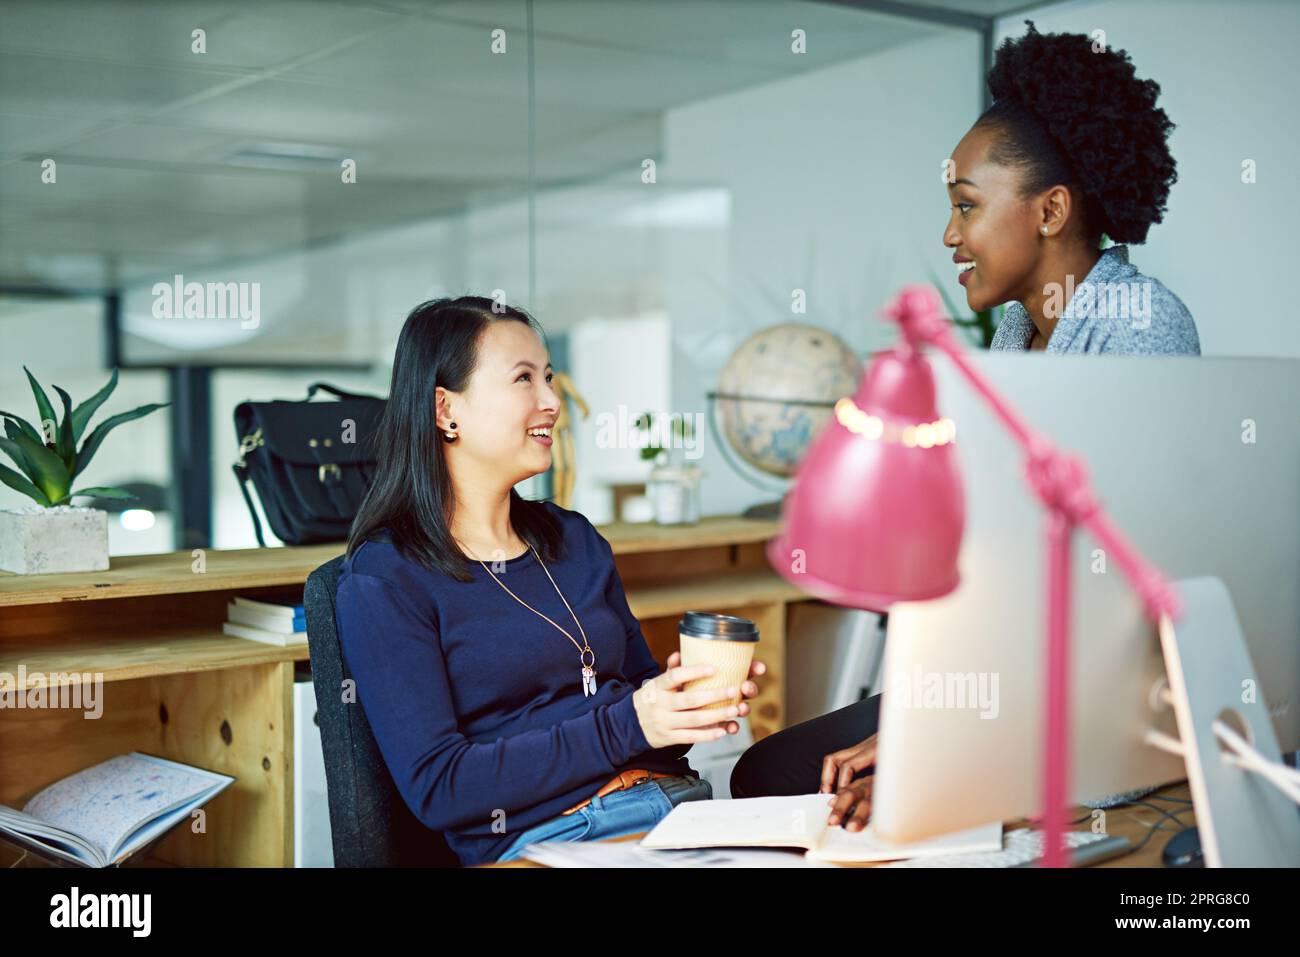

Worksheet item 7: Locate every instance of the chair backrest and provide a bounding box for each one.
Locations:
[304,555,460,867]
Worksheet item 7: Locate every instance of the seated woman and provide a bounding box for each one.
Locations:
[732,21,1198,828]
[336,295,764,866]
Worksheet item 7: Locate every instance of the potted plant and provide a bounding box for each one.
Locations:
[924,269,1005,349]
[632,411,702,525]
[0,366,168,575]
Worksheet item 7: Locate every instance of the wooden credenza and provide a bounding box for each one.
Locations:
[0,515,812,867]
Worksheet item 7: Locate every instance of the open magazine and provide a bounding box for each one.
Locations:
[640,794,1001,863]
[0,752,235,868]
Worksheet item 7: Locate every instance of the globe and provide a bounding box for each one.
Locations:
[714,323,864,481]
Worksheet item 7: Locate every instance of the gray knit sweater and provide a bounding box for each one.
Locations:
[990,245,1200,355]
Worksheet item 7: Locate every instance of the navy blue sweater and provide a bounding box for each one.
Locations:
[335,501,696,865]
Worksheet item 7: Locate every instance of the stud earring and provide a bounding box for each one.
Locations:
[1041,227,1049,234]
[444,421,457,443]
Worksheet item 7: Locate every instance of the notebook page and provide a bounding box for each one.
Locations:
[640,795,832,850]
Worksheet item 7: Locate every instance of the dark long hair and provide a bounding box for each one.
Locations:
[346,295,564,582]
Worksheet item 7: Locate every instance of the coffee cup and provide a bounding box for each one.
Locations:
[677,611,759,709]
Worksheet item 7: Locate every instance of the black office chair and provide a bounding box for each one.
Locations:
[304,555,461,867]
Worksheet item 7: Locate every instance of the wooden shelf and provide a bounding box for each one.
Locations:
[0,543,345,607]
[0,623,308,686]
[0,515,780,608]
[0,512,798,866]
[0,567,807,686]
[626,568,810,619]
[600,516,779,554]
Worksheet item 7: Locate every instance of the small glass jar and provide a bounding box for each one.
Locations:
[648,463,702,525]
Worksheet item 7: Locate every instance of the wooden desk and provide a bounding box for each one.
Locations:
[0,515,811,867]
[486,780,1198,868]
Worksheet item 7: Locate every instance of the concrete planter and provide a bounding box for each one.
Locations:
[0,505,110,575]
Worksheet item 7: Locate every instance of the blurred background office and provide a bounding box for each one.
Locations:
[2,0,1296,555]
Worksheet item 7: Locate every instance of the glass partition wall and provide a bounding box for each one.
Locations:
[0,0,985,546]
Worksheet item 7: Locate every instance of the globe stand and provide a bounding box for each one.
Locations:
[741,498,785,520]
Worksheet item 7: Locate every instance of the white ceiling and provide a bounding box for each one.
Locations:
[843,0,1046,15]
[0,0,1020,291]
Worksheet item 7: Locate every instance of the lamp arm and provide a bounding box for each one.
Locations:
[884,285,1181,867]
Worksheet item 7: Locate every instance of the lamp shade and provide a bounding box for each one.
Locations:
[767,345,964,610]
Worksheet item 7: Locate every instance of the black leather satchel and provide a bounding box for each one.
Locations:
[232,383,386,547]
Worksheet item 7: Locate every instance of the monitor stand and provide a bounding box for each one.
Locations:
[1158,577,1300,866]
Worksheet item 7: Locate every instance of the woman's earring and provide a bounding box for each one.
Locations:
[1041,227,1048,234]
[444,421,457,443]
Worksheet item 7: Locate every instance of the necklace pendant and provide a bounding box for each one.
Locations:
[582,665,597,697]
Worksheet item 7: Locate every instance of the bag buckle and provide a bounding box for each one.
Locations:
[318,463,342,485]
[236,427,264,468]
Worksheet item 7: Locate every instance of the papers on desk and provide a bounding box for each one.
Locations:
[638,795,1002,864]
[521,841,833,868]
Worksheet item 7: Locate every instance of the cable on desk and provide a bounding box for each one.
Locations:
[1084,792,1194,864]
[1128,810,1181,857]
[1140,780,1194,805]
[1130,800,1194,834]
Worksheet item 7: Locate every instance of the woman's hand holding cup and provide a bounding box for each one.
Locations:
[632,663,745,749]
[632,612,765,749]
[666,650,764,735]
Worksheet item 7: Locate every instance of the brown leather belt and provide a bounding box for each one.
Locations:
[560,769,679,816]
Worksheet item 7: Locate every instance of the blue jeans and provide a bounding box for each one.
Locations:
[494,774,713,863]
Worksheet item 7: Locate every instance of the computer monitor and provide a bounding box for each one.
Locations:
[869,352,1300,843]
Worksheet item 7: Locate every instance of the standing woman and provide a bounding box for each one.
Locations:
[953,21,1199,355]
[336,296,764,865]
[731,21,1196,829]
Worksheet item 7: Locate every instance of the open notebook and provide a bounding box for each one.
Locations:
[640,795,1001,863]
[0,752,235,868]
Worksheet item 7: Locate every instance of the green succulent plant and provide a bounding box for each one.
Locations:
[926,269,1004,349]
[0,366,168,508]
[633,411,695,463]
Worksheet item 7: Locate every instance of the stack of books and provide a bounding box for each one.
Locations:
[222,596,307,647]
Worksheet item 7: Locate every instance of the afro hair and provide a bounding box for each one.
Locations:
[976,20,1177,246]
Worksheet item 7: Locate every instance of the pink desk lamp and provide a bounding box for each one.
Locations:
[767,284,1184,867]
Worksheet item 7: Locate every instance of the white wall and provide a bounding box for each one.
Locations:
[660,28,986,517]
[995,0,1300,358]
[5,26,987,537]
[569,312,671,524]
